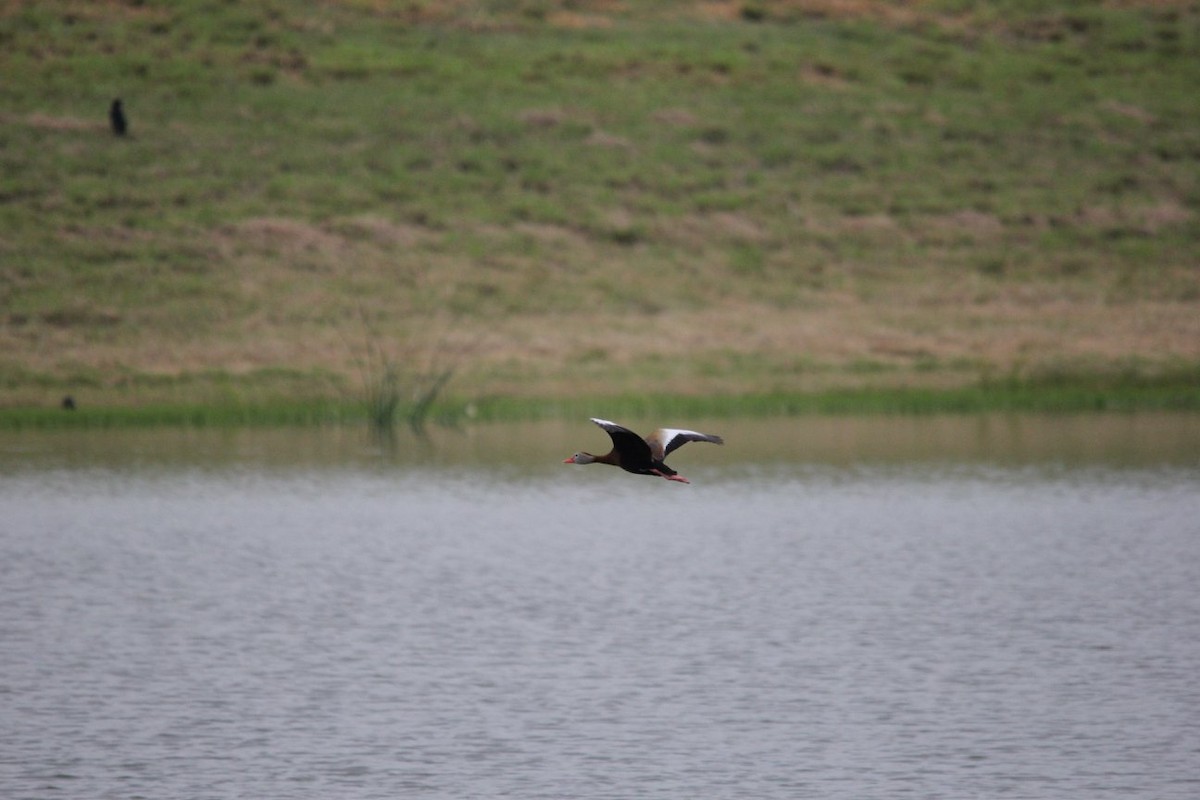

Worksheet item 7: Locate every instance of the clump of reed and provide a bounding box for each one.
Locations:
[351,311,460,433]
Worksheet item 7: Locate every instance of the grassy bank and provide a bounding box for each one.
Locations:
[4,365,1199,430]
[2,1,1198,418]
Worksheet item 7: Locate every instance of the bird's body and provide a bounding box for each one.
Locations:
[109,99,127,136]
[563,417,724,483]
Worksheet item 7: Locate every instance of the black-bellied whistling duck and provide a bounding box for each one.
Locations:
[563,417,724,484]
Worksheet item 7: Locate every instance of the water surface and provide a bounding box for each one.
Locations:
[2,415,1198,799]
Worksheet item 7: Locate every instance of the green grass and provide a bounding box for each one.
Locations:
[0,401,349,430]
[1,1,1198,417]
[465,367,1200,422]
[4,366,1198,430]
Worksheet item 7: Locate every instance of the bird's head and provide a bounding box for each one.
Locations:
[563,452,595,465]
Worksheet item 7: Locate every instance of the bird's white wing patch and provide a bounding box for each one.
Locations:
[654,428,696,460]
[662,424,715,443]
[659,428,701,447]
[656,427,724,459]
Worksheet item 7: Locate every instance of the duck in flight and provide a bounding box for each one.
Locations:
[563,417,724,484]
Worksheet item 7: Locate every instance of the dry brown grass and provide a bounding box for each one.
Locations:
[5,201,1197,406]
[94,296,1196,398]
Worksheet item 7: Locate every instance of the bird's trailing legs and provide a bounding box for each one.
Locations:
[651,469,690,484]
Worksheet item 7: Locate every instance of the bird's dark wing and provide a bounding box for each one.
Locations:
[590,417,653,465]
[648,427,725,461]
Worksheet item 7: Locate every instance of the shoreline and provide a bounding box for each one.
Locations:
[4,377,1198,430]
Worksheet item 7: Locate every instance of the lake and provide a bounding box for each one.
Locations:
[2,414,1199,799]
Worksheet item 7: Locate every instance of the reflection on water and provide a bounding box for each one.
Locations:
[3,412,1200,474]
[1,414,1198,799]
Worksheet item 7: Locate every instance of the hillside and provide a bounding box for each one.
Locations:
[2,0,1198,415]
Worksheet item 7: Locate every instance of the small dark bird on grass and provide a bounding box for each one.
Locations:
[61,395,76,411]
[109,99,127,136]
